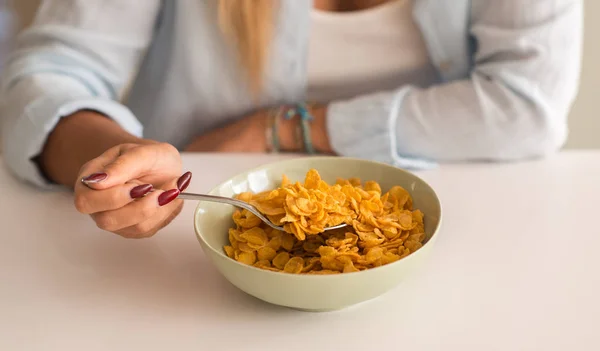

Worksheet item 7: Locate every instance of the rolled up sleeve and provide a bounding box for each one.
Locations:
[0,0,160,187]
[2,74,143,187]
[327,87,437,170]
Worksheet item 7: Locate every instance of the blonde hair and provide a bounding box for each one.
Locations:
[218,0,277,96]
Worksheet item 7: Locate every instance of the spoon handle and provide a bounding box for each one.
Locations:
[178,192,282,230]
[179,192,247,207]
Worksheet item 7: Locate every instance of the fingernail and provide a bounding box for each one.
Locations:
[158,189,180,206]
[81,173,108,184]
[130,184,153,199]
[177,171,192,192]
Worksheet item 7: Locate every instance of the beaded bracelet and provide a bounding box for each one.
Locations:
[284,103,316,154]
[266,103,316,154]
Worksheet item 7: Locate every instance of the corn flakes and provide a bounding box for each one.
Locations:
[223,169,426,274]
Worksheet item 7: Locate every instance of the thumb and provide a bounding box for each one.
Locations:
[80,143,181,190]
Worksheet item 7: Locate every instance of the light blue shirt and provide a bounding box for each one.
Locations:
[0,0,583,187]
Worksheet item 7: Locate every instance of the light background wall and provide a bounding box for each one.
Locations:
[9,0,600,149]
[566,1,599,149]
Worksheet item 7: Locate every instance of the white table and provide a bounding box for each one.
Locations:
[1,152,599,351]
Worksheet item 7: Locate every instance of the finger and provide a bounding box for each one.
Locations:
[75,170,191,214]
[80,143,181,190]
[114,200,184,239]
[74,181,153,215]
[91,186,181,233]
[76,144,138,187]
[176,171,192,192]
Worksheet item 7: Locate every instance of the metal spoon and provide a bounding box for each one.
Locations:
[178,192,347,232]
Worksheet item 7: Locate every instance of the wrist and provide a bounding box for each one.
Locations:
[275,104,333,154]
[309,104,333,153]
[40,110,147,186]
[277,108,302,152]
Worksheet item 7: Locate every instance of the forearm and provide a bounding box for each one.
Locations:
[183,104,332,155]
[40,111,155,187]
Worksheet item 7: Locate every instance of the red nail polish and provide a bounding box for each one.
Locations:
[177,171,192,192]
[81,173,108,184]
[130,184,153,199]
[158,189,180,206]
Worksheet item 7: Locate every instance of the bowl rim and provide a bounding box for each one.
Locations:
[193,156,443,279]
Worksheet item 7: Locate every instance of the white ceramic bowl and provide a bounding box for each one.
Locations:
[194,157,442,311]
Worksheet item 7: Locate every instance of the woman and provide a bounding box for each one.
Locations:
[0,0,582,238]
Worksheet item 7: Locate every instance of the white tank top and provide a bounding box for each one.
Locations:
[307,0,439,102]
